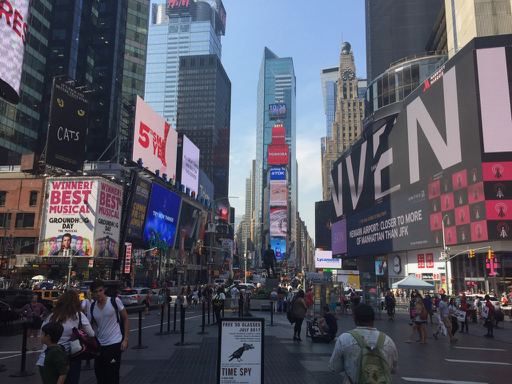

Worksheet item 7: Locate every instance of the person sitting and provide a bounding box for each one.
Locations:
[319,305,338,337]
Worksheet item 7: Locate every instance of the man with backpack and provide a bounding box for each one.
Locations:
[88,280,130,384]
[329,303,397,383]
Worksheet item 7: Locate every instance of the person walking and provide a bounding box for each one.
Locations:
[186,285,193,308]
[433,294,457,342]
[385,290,396,321]
[329,303,398,383]
[88,279,130,384]
[20,294,48,351]
[328,289,338,320]
[144,290,151,316]
[449,297,459,337]
[306,287,314,318]
[37,290,95,384]
[292,289,307,341]
[483,294,495,338]
[277,287,285,312]
[406,297,427,344]
[157,290,165,314]
[459,295,469,333]
[230,284,239,311]
[424,294,434,323]
[176,287,185,308]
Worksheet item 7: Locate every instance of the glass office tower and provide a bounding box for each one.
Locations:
[144,1,225,127]
[255,47,297,264]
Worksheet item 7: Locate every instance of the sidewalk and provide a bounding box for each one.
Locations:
[1,306,511,383]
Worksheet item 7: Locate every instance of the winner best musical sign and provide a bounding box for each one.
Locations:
[40,177,123,258]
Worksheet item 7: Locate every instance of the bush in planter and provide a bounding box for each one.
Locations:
[252,289,271,300]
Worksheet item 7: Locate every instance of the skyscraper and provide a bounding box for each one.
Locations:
[321,43,365,201]
[320,67,338,138]
[144,1,226,127]
[255,47,297,264]
[175,54,231,200]
[365,0,445,82]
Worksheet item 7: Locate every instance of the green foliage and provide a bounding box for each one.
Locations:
[252,289,271,300]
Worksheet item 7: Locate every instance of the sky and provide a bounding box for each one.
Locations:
[150,1,367,241]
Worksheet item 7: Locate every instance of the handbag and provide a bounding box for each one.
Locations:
[69,313,101,360]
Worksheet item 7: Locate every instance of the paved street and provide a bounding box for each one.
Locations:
[1,306,511,383]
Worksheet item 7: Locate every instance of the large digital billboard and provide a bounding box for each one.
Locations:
[126,174,152,240]
[315,250,342,269]
[269,180,287,206]
[270,167,286,180]
[40,178,123,258]
[176,201,207,249]
[133,96,178,180]
[267,144,289,166]
[330,39,501,256]
[268,104,286,121]
[0,0,29,104]
[180,135,200,196]
[45,78,90,172]
[143,183,182,249]
[270,237,286,261]
[270,207,287,237]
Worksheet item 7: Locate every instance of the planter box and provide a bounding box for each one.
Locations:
[250,299,272,311]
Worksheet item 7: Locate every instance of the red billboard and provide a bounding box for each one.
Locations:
[268,144,289,166]
[272,126,285,145]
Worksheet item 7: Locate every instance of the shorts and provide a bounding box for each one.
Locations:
[323,323,330,333]
[442,317,452,330]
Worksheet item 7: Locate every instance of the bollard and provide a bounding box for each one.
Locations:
[155,306,166,335]
[169,303,180,334]
[174,305,190,346]
[269,301,276,326]
[207,301,211,325]
[197,300,209,334]
[9,323,35,377]
[166,303,171,333]
[132,310,148,349]
[239,297,244,318]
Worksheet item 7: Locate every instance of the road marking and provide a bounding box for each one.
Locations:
[0,351,39,360]
[445,359,511,365]
[402,378,488,384]
[454,346,506,351]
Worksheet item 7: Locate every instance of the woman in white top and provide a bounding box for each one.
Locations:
[37,290,95,384]
[448,297,459,337]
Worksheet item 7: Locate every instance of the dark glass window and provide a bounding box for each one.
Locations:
[29,191,38,206]
[15,213,35,228]
[0,191,6,206]
[0,213,11,228]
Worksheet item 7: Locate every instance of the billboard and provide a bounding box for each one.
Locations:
[315,200,335,251]
[268,103,286,121]
[270,167,286,180]
[270,207,287,237]
[0,0,29,104]
[176,201,207,249]
[45,78,90,172]
[133,96,178,179]
[270,237,286,261]
[314,250,342,269]
[269,180,287,206]
[330,39,508,255]
[125,174,152,240]
[143,183,182,249]
[40,178,123,258]
[215,198,230,222]
[271,125,285,144]
[331,219,347,257]
[181,135,200,196]
[267,144,289,166]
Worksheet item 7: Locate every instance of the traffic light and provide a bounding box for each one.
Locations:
[469,250,475,258]
[488,249,495,259]
[198,247,202,255]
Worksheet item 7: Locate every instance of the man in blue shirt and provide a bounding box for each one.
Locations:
[319,305,338,336]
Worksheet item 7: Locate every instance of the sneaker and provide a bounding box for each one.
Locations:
[432,333,438,340]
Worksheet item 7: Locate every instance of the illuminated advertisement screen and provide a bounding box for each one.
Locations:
[0,0,29,104]
[271,125,285,144]
[143,183,182,247]
[331,219,347,257]
[269,180,287,207]
[126,174,152,240]
[270,167,286,180]
[270,237,286,261]
[176,201,206,248]
[46,78,90,172]
[270,206,287,237]
[133,96,178,180]
[268,103,286,120]
[315,250,341,269]
[215,198,230,222]
[267,144,289,166]
[181,135,200,196]
[40,178,122,258]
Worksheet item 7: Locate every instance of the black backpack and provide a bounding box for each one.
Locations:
[90,297,124,338]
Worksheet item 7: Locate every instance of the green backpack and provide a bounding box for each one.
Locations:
[347,330,393,384]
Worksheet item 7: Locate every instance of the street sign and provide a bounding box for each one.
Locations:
[176,259,182,266]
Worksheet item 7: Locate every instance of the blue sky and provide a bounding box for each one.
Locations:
[150,1,366,240]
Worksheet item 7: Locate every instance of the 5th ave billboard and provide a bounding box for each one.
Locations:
[330,37,512,257]
[133,96,178,180]
[40,178,123,258]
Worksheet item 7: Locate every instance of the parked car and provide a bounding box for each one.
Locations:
[455,294,500,311]
[119,287,158,306]
[214,279,227,287]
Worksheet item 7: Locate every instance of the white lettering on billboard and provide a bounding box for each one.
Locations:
[181,135,200,195]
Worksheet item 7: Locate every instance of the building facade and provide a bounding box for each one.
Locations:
[321,43,365,201]
[255,47,298,266]
[144,0,225,127]
[365,0,445,82]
